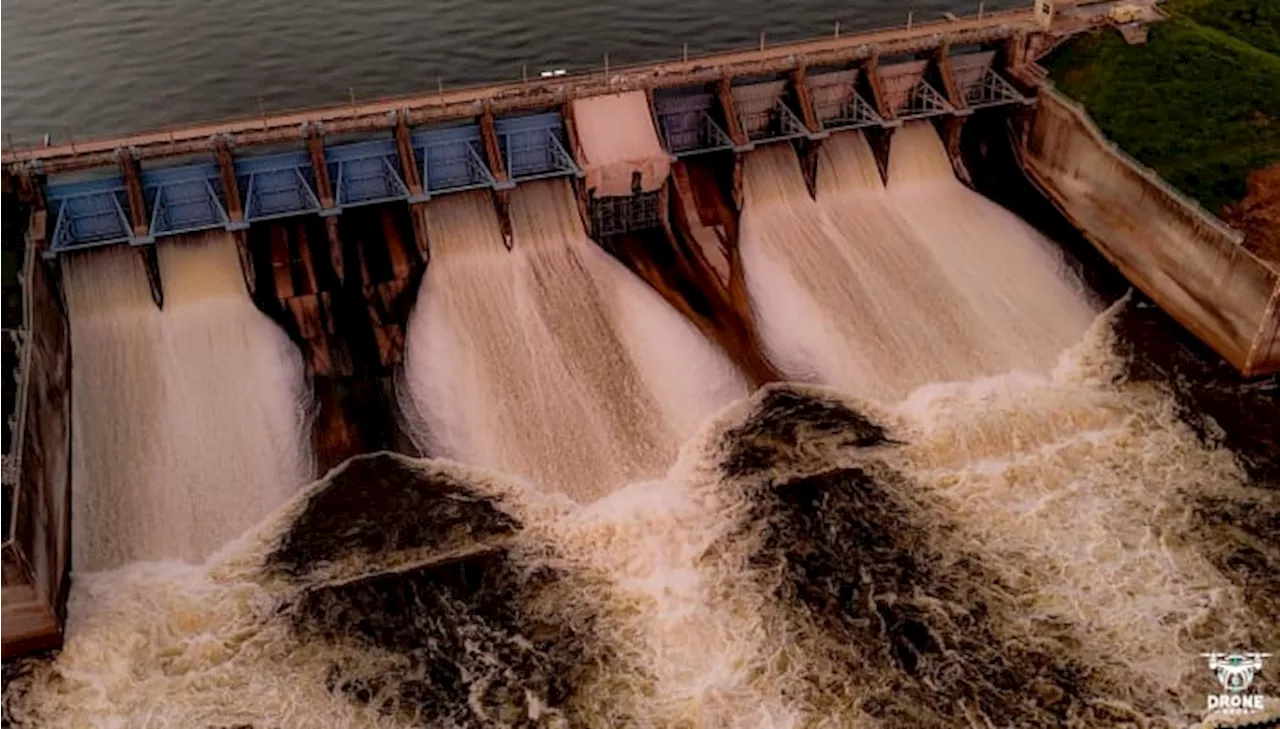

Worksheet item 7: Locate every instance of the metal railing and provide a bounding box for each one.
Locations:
[592,190,662,237]
[4,244,36,543]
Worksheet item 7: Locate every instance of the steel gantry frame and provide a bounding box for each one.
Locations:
[46,179,134,256]
[37,53,1032,259]
[809,79,884,132]
[143,164,229,238]
[733,89,812,144]
[897,79,955,120]
[236,152,323,222]
[326,139,410,209]
[653,92,735,157]
[412,125,498,198]
[494,113,580,182]
[962,68,1031,109]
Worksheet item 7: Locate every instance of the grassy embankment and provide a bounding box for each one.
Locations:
[1042,0,1280,215]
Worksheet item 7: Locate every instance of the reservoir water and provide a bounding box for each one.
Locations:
[2,0,1022,141]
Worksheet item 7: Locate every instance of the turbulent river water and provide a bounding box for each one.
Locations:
[5,305,1278,727]
[5,118,1278,727]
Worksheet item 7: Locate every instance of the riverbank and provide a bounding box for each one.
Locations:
[1042,0,1279,260]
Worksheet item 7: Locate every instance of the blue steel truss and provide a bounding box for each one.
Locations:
[142,164,229,238]
[327,140,410,209]
[236,152,323,222]
[46,177,134,256]
[412,125,497,198]
[653,92,734,157]
[495,113,580,182]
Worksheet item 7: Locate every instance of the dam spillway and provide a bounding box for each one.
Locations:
[739,123,1097,405]
[2,5,1278,725]
[401,181,747,501]
[62,233,314,571]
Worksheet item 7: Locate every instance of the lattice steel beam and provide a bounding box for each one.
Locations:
[897,79,954,120]
[962,69,1029,109]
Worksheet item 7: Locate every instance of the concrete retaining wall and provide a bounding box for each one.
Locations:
[2,211,73,657]
[1020,88,1280,376]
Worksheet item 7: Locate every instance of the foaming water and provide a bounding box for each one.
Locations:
[12,130,1274,727]
[884,311,1269,720]
[63,233,313,572]
[7,310,1276,726]
[547,470,805,727]
[400,183,748,501]
[739,127,1096,402]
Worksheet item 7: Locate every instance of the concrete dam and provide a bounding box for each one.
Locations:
[3,2,1279,725]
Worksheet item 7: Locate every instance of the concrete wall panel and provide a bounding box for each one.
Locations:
[1021,89,1280,375]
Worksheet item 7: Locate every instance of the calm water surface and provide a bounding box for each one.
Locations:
[1,0,1021,142]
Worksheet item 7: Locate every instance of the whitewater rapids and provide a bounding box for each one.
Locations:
[6,303,1275,728]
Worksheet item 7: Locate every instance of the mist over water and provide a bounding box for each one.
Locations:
[63,233,313,571]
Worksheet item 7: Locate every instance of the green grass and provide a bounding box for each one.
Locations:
[1042,0,1280,212]
[1175,0,1280,56]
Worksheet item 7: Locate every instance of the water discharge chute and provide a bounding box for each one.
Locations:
[740,124,1096,402]
[63,232,313,571]
[400,182,747,501]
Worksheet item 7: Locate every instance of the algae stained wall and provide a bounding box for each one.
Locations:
[1019,88,1280,376]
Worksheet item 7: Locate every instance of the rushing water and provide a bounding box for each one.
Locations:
[13,126,1277,725]
[0,0,1028,141]
[5,69,1277,724]
[740,125,1096,403]
[400,183,747,501]
[6,305,1277,727]
[62,232,313,571]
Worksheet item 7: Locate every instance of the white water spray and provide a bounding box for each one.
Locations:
[63,232,313,572]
